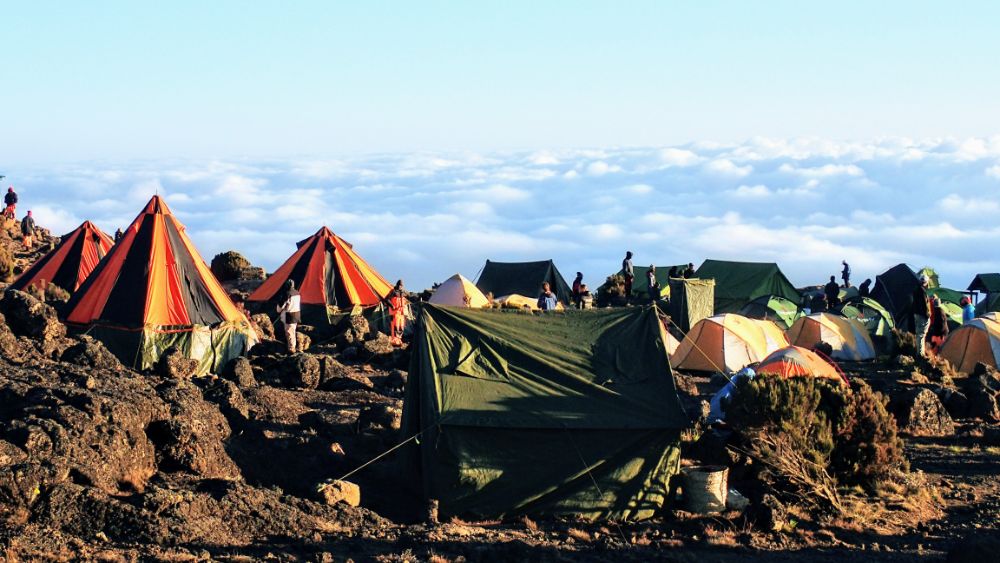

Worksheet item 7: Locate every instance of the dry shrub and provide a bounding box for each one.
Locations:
[566,528,592,542]
[727,375,908,509]
[44,283,70,304]
[520,515,538,532]
[25,283,45,302]
[830,380,908,488]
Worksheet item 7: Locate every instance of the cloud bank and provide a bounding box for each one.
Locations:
[8,136,1000,292]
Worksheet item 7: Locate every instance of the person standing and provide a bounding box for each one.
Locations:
[841,260,851,288]
[276,280,302,354]
[572,272,584,309]
[683,263,696,278]
[646,265,659,302]
[927,296,949,355]
[961,296,976,324]
[384,280,408,346]
[824,275,840,310]
[858,278,872,298]
[3,187,18,221]
[20,210,36,249]
[912,275,931,357]
[622,251,634,302]
[537,282,558,311]
[114,228,123,243]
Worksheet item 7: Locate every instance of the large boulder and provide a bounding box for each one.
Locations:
[60,335,123,371]
[221,356,256,388]
[0,290,66,343]
[967,391,1000,422]
[891,388,955,436]
[336,315,370,348]
[148,381,241,480]
[251,313,275,340]
[318,355,373,391]
[362,332,395,362]
[270,353,321,389]
[156,346,199,380]
[210,251,253,282]
[0,313,26,364]
[358,404,402,433]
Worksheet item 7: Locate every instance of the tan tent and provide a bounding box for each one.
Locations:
[672,314,789,373]
[786,313,876,361]
[496,294,565,311]
[429,274,490,308]
[939,317,1000,374]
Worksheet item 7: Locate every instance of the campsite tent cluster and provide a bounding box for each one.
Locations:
[13,196,1000,522]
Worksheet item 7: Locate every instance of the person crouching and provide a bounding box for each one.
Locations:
[276,280,302,353]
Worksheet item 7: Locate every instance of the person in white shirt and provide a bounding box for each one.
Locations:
[276,280,302,354]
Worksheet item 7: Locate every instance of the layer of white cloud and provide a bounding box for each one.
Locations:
[9,135,1000,291]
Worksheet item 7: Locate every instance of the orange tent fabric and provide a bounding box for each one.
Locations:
[63,196,256,373]
[248,227,392,314]
[756,345,847,386]
[10,220,113,293]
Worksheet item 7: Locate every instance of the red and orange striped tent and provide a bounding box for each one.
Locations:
[248,226,392,323]
[64,196,257,374]
[10,220,113,294]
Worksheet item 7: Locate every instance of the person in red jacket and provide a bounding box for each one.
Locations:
[384,280,408,346]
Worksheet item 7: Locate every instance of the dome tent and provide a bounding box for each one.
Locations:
[672,314,789,373]
[939,317,1000,374]
[756,345,847,386]
[64,196,257,374]
[786,313,876,361]
[739,294,804,330]
[428,274,489,308]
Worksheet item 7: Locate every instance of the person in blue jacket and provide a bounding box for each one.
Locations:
[961,296,976,324]
[537,282,558,311]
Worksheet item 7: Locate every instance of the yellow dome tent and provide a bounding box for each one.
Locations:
[428,274,490,308]
[939,317,1000,374]
[496,294,565,311]
[672,314,789,373]
[786,313,876,361]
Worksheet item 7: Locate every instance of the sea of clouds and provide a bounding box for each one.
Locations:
[8,136,1000,292]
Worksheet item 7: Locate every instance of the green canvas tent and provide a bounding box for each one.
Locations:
[476,259,572,304]
[978,292,1000,315]
[968,273,1000,294]
[668,278,715,333]
[403,304,688,521]
[695,259,800,314]
[739,295,803,330]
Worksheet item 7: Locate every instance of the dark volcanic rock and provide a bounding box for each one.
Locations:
[60,336,123,371]
[0,290,66,343]
[251,313,275,340]
[270,353,321,389]
[221,356,256,388]
[358,404,402,433]
[967,390,1000,422]
[891,388,955,436]
[149,381,241,480]
[156,346,199,380]
[318,355,373,391]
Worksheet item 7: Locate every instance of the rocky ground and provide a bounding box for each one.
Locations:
[0,230,997,561]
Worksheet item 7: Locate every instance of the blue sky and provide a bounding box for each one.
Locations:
[2,3,1000,291]
[4,2,999,159]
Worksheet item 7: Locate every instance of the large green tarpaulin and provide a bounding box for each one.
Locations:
[695,259,800,314]
[475,260,573,304]
[668,278,715,333]
[403,304,688,521]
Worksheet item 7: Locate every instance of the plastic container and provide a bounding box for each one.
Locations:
[681,465,728,513]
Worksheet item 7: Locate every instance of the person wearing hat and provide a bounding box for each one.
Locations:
[20,210,35,249]
[912,274,931,357]
[276,279,302,354]
[3,187,18,221]
[961,296,976,324]
[646,265,660,302]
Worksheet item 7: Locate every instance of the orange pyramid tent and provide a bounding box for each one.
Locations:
[10,220,113,294]
[64,196,257,374]
[247,226,392,323]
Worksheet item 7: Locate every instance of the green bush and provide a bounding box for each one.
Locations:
[727,375,907,493]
